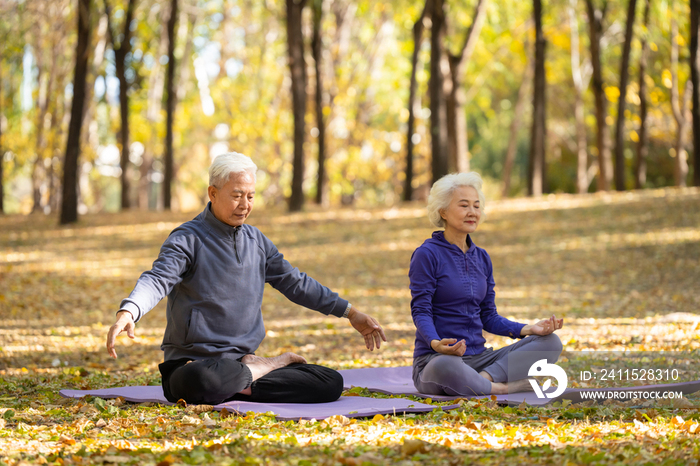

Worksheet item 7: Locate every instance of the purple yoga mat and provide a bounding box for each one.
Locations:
[59,386,458,421]
[339,366,700,406]
[60,367,700,417]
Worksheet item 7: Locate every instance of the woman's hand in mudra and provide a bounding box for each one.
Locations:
[521,314,564,336]
[431,338,467,356]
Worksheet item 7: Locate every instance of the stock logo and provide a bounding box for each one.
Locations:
[528,359,568,399]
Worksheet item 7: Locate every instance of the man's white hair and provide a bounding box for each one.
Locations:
[209,152,258,188]
[427,172,486,228]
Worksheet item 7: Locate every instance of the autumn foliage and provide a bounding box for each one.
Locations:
[1,188,699,464]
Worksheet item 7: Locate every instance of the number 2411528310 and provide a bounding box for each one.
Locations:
[579,368,680,382]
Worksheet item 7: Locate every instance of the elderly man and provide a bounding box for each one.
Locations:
[107,152,386,405]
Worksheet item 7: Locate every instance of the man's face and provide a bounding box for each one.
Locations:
[208,171,256,227]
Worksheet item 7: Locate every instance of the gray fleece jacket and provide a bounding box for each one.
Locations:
[119,203,348,361]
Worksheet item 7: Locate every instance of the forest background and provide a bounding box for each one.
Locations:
[0,0,698,220]
[2,1,700,463]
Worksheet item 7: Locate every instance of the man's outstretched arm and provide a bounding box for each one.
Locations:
[347,306,386,351]
[107,310,136,358]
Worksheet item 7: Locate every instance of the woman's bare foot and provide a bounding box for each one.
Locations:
[241,352,307,382]
[505,378,535,394]
[486,378,535,395]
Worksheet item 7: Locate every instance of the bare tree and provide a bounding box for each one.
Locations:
[105,0,137,209]
[286,0,308,212]
[32,8,72,214]
[612,0,637,191]
[50,63,73,213]
[445,0,487,173]
[692,0,700,186]
[60,0,92,225]
[502,42,532,197]
[430,0,448,183]
[163,0,178,210]
[82,14,108,127]
[311,0,328,207]
[30,27,55,213]
[80,12,108,173]
[176,12,196,103]
[635,0,650,188]
[0,61,3,214]
[529,0,547,196]
[585,0,613,191]
[671,12,692,186]
[404,0,432,201]
[569,0,593,194]
[141,7,168,210]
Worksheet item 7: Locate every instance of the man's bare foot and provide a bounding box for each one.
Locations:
[241,352,307,382]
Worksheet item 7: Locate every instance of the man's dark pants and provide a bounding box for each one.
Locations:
[159,357,344,405]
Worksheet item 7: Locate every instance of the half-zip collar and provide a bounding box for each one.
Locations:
[203,202,240,237]
[430,230,473,255]
[203,202,243,264]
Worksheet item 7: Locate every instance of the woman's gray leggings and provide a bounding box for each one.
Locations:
[412,333,563,396]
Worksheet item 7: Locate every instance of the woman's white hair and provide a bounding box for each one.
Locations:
[209,152,258,188]
[427,172,486,228]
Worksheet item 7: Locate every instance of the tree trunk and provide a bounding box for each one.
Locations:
[147,8,169,122]
[163,0,178,210]
[692,0,700,186]
[612,0,637,191]
[138,150,153,210]
[671,13,691,187]
[80,14,108,164]
[446,0,487,174]
[141,8,167,210]
[116,32,131,209]
[635,0,650,189]
[430,0,448,183]
[287,0,308,212]
[49,75,68,214]
[176,13,197,103]
[31,53,48,213]
[569,0,591,194]
[502,47,532,197]
[528,0,547,197]
[311,0,327,207]
[444,66,466,173]
[106,0,136,209]
[672,81,692,187]
[60,0,92,225]
[0,62,3,214]
[404,0,432,201]
[585,0,612,191]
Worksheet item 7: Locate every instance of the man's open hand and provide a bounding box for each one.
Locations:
[107,310,136,358]
[348,307,387,351]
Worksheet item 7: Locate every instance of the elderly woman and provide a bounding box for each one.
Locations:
[410,172,563,396]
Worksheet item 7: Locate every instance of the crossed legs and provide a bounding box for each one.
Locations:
[160,353,344,405]
[414,333,563,396]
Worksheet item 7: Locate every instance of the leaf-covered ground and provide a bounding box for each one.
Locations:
[1,188,700,465]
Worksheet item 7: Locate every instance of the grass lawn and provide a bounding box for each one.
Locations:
[1,187,699,465]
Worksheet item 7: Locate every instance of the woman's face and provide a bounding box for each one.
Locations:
[440,186,481,234]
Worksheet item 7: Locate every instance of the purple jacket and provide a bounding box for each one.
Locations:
[409,231,526,358]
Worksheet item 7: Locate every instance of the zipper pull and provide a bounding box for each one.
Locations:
[233,227,241,264]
